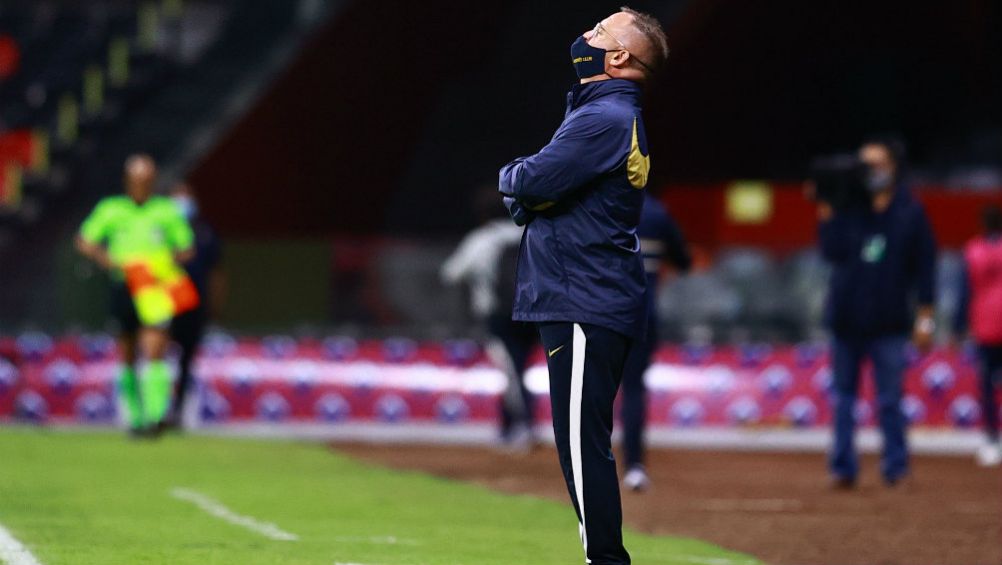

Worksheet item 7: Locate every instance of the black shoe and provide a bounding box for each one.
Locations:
[883,473,911,488]
[127,424,164,440]
[829,475,857,490]
[159,414,182,433]
[127,425,155,440]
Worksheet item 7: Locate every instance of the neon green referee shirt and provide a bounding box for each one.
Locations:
[79,195,194,279]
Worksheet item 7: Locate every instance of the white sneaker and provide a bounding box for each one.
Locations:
[975,441,1002,467]
[623,466,651,492]
[501,424,535,456]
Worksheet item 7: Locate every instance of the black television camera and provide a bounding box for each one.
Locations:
[808,154,872,211]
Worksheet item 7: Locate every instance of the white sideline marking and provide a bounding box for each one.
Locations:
[331,536,419,546]
[170,487,299,541]
[696,498,803,513]
[0,523,43,565]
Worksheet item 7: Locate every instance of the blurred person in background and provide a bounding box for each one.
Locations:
[163,182,224,430]
[498,7,669,564]
[954,205,1002,466]
[441,186,535,452]
[816,136,937,488]
[620,191,691,492]
[75,155,196,437]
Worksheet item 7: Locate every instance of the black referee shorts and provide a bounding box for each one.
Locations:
[109,283,140,335]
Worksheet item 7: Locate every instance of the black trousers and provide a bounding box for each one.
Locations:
[169,307,206,417]
[487,314,537,437]
[619,311,657,469]
[538,322,632,565]
[978,344,1002,442]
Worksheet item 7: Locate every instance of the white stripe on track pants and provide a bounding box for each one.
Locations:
[538,321,633,565]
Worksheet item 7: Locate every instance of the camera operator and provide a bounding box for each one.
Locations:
[813,136,937,488]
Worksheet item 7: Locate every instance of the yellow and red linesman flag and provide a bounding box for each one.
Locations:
[123,258,200,327]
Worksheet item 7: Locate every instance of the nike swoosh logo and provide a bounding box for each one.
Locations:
[548,345,565,357]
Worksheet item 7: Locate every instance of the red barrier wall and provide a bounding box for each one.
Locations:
[662,184,1002,253]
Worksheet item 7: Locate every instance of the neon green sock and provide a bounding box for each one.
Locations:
[118,366,143,429]
[141,360,172,425]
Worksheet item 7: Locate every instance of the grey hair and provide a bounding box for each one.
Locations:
[620,6,669,69]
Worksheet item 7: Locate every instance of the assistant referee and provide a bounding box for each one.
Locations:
[76,155,195,436]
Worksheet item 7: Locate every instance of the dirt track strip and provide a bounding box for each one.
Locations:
[335,443,1002,565]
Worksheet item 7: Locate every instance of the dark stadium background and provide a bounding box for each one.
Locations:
[190,0,1002,235]
[1,0,1001,335]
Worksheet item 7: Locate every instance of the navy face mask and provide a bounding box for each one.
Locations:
[866,168,894,192]
[570,36,608,79]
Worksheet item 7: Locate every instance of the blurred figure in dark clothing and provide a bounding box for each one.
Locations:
[954,205,1002,467]
[441,187,535,451]
[165,182,224,429]
[817,137,937,488]
[621,192,691,491]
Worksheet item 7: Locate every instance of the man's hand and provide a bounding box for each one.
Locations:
[175,247,195,264]
[805,181,834,222]
[912,306,936,354]
[75,236,114,271]
[503,196,535,226]
[93,249,114,271]
[816,202,834,222]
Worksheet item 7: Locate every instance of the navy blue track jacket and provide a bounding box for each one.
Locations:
[498,79,650,340]
[818,186,937,338]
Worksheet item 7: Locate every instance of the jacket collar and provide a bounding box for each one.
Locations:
[567,78,643,110]
[889,183,913,209]
[874,183,911,213]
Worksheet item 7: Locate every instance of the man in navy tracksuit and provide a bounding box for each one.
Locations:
[498,8,669,564]
[817,138,937,488]
[620,193,691,491]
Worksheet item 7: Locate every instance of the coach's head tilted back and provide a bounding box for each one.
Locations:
[497,7,668,565]
[572,7,668,84]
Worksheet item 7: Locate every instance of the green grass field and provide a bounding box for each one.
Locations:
[0,428,761,565]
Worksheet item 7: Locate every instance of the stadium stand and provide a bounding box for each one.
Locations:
[0,0,335,329]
